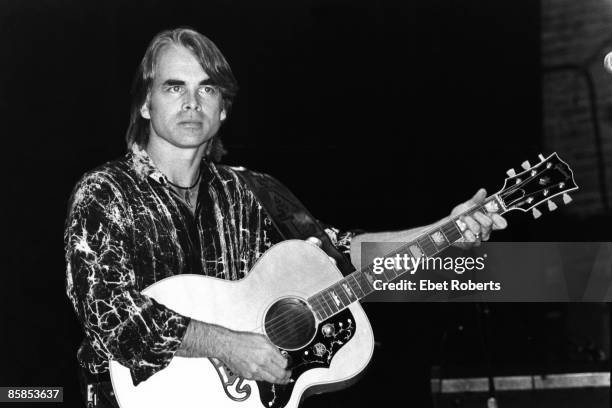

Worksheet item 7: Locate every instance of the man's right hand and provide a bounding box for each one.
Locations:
[219,331,291,384]
[176,320,291,384]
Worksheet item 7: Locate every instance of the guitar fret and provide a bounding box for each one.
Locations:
[313,296,329,320]
[332,282,350,306]
[354,270,374,295]
[340,278,358,302]
[405,244,424,274]
[311,303,324,321]
[382,262,398,281]
[309,295,322,320]
[442,221,463,242]
[408,243,424,259]
[324,289,341,312]
[316,293,333,317]
[484,197,502,214]
[467,205,487,216]
[416,235,438,257]
[429,228,450,250]
[347,274,366,298]
[363,265,382,284]
[454,218,468,237]
[366,263,383,279]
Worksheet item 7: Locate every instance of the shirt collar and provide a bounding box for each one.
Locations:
[128,143,214,187]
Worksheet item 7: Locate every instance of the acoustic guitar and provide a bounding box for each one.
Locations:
[110,153,578,408]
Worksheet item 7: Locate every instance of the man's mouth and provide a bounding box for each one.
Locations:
[178,121,203,128]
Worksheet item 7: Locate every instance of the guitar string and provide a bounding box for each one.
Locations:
[263,198,498,331]
[257,309,319,340]
[262,234,472,334]
[259,201,496,333]
[262,206,481,330]
[263,297,350,336]
[263,309,316,333]
[261,239,465,334]
[261,302,340,336]
[260,271,380,332]
[266,305,356,342]
[257,185,570,335]
[264,286,364,336]
[266,320,317,343]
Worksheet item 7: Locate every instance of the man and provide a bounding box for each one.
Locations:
[65,27,506,407]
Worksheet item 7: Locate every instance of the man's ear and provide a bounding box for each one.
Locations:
[220,109,227,122]
[140,96,151,119]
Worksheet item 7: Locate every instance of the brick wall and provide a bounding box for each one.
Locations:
[542,0,612,215]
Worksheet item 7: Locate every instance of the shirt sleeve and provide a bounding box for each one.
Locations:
[64,173,191,385]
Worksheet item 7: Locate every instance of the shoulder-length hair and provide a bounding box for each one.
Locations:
[125,27,238,161]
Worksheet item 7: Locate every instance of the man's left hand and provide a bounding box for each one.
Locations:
[450,188,507,247]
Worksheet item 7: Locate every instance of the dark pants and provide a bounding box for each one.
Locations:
[78,368,120,408]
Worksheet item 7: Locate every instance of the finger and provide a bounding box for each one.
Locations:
[467,188,487,206]
[279,369,292,384]
[462,216,481,237]
[269,352,289,370]
[463,229,477,243]
[463,228,481,246]
[473,212,493,229]
[265,365,291,384]
[491,214,508,230]
[473,212,493,241]
[257,335,287,367]
[256,369,278,384]
[456,218,468,233]
[263,346,289,370]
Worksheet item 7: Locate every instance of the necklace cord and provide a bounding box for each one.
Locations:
[166,171,202,190]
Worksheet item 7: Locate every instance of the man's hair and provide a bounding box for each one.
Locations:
[125,27,238,161]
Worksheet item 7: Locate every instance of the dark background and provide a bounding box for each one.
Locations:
[0,1,609,407]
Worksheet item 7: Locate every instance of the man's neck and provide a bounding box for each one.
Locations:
[145,137,208,186]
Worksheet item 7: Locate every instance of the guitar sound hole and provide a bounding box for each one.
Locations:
[264,298,316,350]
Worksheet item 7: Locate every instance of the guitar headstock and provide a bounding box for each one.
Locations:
[498,153,578,218]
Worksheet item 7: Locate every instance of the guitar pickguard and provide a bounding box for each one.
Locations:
[257,308,355,408]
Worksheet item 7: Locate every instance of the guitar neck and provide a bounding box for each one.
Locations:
[307,194,507,321]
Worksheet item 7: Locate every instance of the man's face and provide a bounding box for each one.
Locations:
[141,45,226,150]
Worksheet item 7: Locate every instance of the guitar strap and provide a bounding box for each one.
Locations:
[231,167,355,276]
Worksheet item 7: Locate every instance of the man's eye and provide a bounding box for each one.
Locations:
[167,86,183,93]
[200,86,218,95]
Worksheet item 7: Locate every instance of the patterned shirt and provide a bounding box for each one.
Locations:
[64,146,355,385]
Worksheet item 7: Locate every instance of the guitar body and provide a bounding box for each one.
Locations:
[110,240,374,408]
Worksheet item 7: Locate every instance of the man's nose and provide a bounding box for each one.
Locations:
[182,91,201,111]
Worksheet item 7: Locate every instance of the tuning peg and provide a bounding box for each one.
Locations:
[548,200,557,211]
[532,208,542,219]
[521,160,531,170]
[538,154,545,161]
[506,168,516,177]
[563,193,572,204]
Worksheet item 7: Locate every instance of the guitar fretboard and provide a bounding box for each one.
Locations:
[307,195,506,321]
